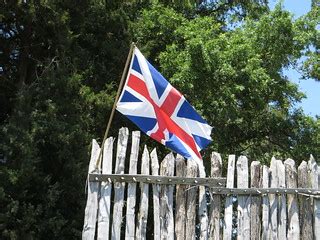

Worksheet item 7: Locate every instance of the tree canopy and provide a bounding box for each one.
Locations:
[0,0,319,238]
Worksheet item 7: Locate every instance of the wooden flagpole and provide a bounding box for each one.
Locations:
[95,42,136,169]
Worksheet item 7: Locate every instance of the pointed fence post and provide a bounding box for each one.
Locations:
[250,161,261,240]
[160,153,175,240]
[223,155,235,240]
[261,165,270,240]
[185,159,198,240]
[277,160,287,240]
[150,149,161,240]
[136,146,150,240]
[208,152,222,240]
[298,161,313,240]
[175,155,187,240]
[309,155,320,239]
[98,137,114,240]
[82,139,101,240]
[111,128,129,240]
[284,158,299,240]
[269,157,278,239]
[236,156,250,240]
[125,131,140,240]
[199,165,208,240]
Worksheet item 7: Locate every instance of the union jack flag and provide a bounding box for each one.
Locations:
[116,47,212,162]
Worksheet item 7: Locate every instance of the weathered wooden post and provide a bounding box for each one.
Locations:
[309,155,320,240]
[111,128,129,240]
[160,153,175,240]
[208,152,222,240]
[175,155,187,240]
[185,160,198,240]
[269,157,278,239]
[298,160,313,240]
[125,131,140,240]
[223,155,235,240]
[277,160,287,240]
[98,137,114,240]
[135,146,150,240]
[285,158,299,240]
[237,156,250,240]
[82,139,101,240]
[151,149,161,240]
[250,161,261,240]
[261,165,270,240]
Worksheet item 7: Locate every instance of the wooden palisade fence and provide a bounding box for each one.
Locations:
[82,128,320,240]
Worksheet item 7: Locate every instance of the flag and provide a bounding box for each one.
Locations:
[116,47,212,162]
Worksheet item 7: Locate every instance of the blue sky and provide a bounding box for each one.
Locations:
[269,0,320,117]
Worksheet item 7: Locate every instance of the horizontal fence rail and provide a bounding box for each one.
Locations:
[88,174,320,196]
[82,128,320,240]
[88,173,226,186]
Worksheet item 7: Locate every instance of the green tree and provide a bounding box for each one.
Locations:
[0,1,120,238]
[133,4,319,163]
[0,1,72,122]
[295,1,320,81]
